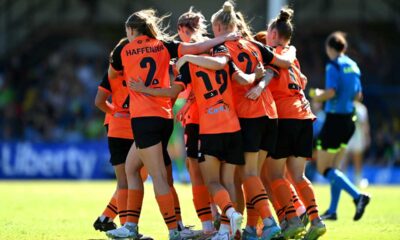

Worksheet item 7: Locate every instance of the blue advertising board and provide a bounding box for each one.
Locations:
[0,141,113,179]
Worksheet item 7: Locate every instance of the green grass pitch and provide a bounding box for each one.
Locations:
[1,181,399,239]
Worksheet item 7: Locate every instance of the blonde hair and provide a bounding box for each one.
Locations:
[125,9,172,41]
[211,1,237,30]
[177,7,208,42]
[235,11,253,40]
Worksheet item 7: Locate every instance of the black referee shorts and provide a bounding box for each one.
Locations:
[317,113,355,153]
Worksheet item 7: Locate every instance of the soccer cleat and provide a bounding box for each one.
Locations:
[242,227,258,240]
[261,222,282,240]
[179,226,203,239]
[299,212,309,228]
[353,194,371,221]
[211,232,230,240]
[93,217,117,232]
[282,217,305,239]
[320,211,337,221]
[229,211,243,240]
[106,224,139,239]
[169,230,182,240]
[197,230,218,240]
[303,220,326,240]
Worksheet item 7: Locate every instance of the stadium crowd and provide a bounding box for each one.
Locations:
[0,27,397,166]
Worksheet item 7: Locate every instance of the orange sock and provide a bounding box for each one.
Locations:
[117,189,128,225]
[245,202,259,227]
[156,192,178,230]
[220,213,230,225]
[192,185,213,222]
[295,179,320,221]
[271,179,297,220]
[213,189,233,216]
[288,181,305,211]
[125,189,144,224]
[243,176,273,220]
[102,192,118,219]
[170,186,182,222]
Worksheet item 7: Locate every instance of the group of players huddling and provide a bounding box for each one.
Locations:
[92,1,370,239]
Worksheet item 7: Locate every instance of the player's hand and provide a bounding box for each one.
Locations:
[128,77,146,92]
[175,56,188,73]
[245,85,263,100]
[301,98,311,111]
[175,108,186,125]
[225,31,241,41]
[254,63,266,79]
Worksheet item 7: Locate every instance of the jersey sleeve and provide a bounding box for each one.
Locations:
[212,44,230,58]
[109,38,129,72]
[325,62,340,90]
[175,63,191,89]
[163,41,181,59]
[251,40,275,65]
[98,72,111,94]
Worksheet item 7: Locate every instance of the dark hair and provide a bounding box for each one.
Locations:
[268,7,294,41]
[326,31,347,53]
[125,9,171,41]
[178,7,206,31]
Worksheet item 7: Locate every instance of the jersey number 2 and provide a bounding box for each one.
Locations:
[140,57,157,87]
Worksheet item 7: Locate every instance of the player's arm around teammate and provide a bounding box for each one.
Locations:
[261,7,327,239]
[106,8,242,240]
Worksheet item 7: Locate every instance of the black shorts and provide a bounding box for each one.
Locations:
[185,124,200,159]
[131,117,173,166]
[108,137,134,166]
[199,131,245,165]
[271,119,313,159]
[317,113,355,153]
[239,116,278,153]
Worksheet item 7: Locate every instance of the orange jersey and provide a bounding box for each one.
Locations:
[213,40,278,119]
[175,61,240,134]
[268,46,315,120]
[98,71,133,139]
[114,36,182,119]
[104,113,111,126]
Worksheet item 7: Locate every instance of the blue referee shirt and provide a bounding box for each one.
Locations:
[324,55,362,114]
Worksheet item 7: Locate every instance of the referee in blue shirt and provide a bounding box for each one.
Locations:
[310,31,370,221]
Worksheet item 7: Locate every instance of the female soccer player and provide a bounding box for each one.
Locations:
[93,65,133,230]
[129,55,262,240]
[310,31,370,221]
[105,9,239,240]
[176,7,216,235]
[263,7,326,240]
[175,2,297,239]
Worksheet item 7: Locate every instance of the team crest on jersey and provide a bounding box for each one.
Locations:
[205,100,230,115]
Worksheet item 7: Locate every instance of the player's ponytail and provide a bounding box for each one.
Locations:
[235,11,253,40]
[125,9,172,41]
[211,1,238,31]
[268,6,294,41]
